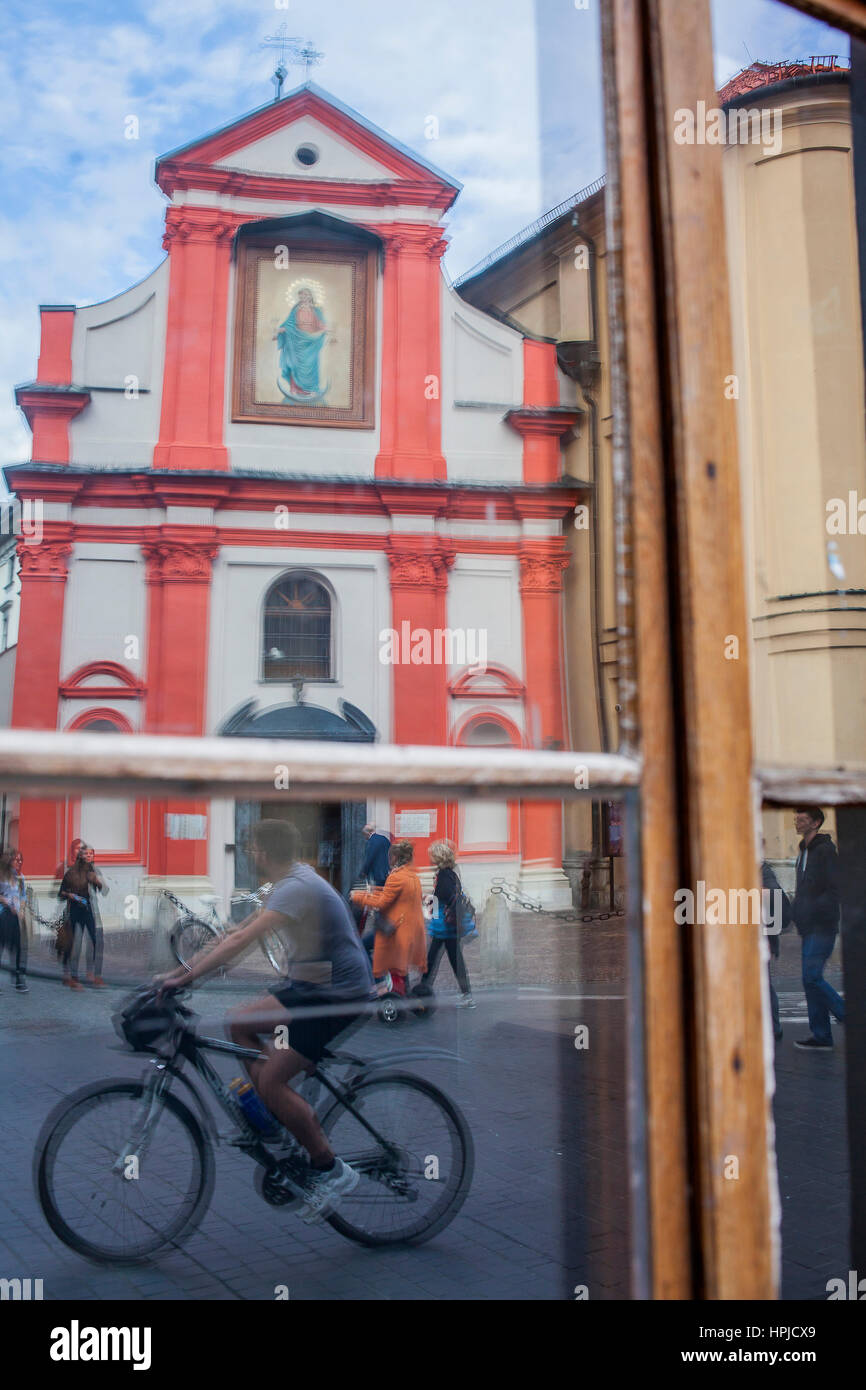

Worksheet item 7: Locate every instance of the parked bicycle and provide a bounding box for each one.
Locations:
[165,888,289,977]
[34,986,474,1263]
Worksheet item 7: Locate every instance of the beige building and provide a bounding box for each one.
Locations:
[458,58,865,890]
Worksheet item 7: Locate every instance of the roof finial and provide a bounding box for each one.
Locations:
[261,25,324,101]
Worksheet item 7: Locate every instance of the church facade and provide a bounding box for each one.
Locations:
[6,84,584,922]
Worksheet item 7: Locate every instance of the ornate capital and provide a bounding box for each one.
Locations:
[162,207,238,250]
[379,223,448,259]
[143,538,218,584]
[519,549,570,595]
[385,537,455,591]
[17,540,71,581]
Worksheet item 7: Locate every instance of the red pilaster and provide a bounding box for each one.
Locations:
[11,529,73,873]
[386,535,454,861]
[143,530,218,876]
[505,340,579,485]
[519,542,570,867]
[523,340,559,407]
[153,208,239,471]
[375,225,447,480]
[36,307,75,384]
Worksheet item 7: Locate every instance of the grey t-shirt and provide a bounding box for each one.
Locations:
[265,863,375,999]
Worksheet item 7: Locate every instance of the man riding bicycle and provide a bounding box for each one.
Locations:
[157,819,376,1223]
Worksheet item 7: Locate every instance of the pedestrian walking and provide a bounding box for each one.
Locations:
[359,823,392,887]
[762,856,792,1042]
[791,806,845,1050]
[0,846,29,992]
[420,839,475,1008]
[351,823,393,964]
[58,843,107,990]
[350,839,427,998]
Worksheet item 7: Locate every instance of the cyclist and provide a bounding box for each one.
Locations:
[156,819,376,1224]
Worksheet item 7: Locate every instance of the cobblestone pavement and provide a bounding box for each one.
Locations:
[0,922,849,1301]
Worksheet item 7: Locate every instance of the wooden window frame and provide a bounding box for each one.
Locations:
[601,0,866,1301]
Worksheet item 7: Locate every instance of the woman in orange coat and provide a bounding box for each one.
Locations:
[350,840,427,995]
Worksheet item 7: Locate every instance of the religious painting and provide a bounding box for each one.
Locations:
[232,234,376,428]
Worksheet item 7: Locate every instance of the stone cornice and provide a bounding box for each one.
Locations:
[15,386,90,430]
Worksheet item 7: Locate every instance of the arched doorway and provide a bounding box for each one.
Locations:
[220,696,376,896]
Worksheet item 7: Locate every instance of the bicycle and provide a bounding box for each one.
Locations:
[34,986,474,1263]
[165,888,289,977]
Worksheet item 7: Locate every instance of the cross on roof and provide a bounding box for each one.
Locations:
[260,25,324,101]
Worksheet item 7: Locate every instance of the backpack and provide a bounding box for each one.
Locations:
[454,884,477,941]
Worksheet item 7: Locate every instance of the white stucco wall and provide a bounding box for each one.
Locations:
[68,262,168,467]
[441,287,523,482]
[59,547,146,693]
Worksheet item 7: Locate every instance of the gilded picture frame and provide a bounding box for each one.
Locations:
[232,233,376,428]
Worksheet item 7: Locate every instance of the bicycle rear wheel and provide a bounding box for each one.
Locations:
[171,915,219,969]
[36,1080,214,1263]
[260,930,290,976]
[321,1072,473,1246]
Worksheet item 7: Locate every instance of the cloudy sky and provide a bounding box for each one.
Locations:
[0,0,848,464]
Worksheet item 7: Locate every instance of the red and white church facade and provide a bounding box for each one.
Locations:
[6,84,581,922]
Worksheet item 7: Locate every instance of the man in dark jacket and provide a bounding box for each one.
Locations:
[359,824,391,888]
[791,806,845,1049]
[354,824,392,964]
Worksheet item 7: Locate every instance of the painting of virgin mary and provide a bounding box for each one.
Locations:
[275,286,332,402]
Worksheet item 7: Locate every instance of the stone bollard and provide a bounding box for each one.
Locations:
[479,890,516,985]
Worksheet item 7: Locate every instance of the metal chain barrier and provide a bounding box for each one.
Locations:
[488,877,625,922]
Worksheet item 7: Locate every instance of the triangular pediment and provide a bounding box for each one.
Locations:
[156,83,460,208]
[214,114,396,181]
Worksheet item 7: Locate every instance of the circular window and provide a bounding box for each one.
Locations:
[294,144,319,168]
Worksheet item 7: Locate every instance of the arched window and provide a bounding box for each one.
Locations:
[64,710,142,864]
[449,711,521,856]
[263,574,332,681]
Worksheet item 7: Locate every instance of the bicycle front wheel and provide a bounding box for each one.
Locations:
[321,1072,473,1246]
[36,1080,214,1264]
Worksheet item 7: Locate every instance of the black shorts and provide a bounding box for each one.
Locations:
[268,983,372,1063]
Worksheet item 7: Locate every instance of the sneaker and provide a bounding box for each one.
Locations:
[297,1157,360,1224]
[456,993,476,1009]
[15,979,29,993]
[86,975,107,989]
[794,1037,833,1050]
[68,979,84,992]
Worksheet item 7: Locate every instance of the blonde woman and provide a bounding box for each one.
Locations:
[351,840,427,997]
[422,840,475,1008]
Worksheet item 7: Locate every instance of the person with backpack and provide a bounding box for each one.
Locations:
[420,840,475,1009]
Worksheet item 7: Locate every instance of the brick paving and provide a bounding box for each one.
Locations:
[0,917,850,1301]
